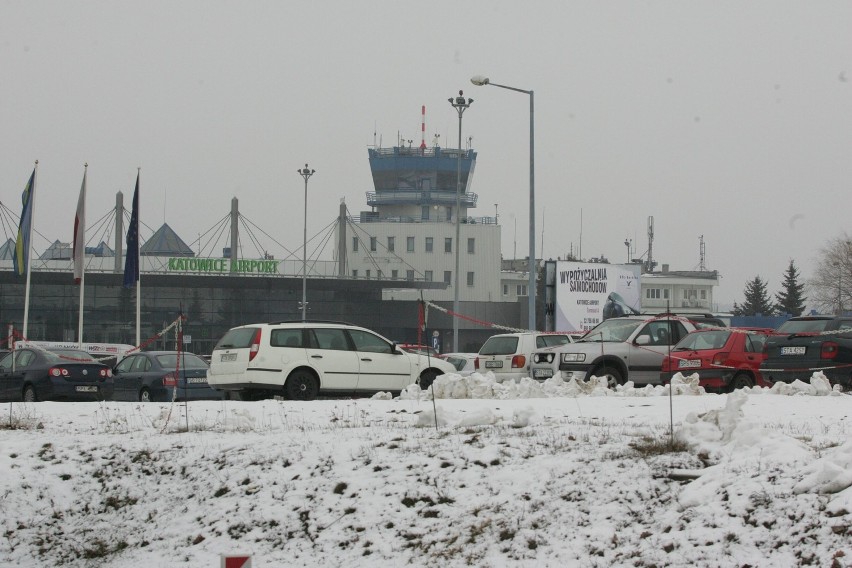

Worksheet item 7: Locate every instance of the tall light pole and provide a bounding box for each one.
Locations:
[449,90,473,352]
[471,75,536,331]
[297,164,315,322]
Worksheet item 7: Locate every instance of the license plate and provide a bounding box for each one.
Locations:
[781,346,806,355]
[485,360,502,368]
[220,353,238,362]
[533,368,553,378]
[75,386,98,393]
[678,359,701,369]
[187,377,207,384]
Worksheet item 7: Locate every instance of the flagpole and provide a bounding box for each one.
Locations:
[22,160,38,340]
[77,163,88,348]
[135,168,141,347]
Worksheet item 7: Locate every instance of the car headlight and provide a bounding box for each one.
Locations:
[534,353,555,364]
[561,353,586,363]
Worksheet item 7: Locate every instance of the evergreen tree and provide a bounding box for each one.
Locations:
[774,260,806,316]
[738,276,775,316]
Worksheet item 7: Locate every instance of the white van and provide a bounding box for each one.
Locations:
[474,332,574,383]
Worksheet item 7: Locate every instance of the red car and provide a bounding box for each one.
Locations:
[660,327,774,392]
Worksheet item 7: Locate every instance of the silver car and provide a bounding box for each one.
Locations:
[530,315,696,388]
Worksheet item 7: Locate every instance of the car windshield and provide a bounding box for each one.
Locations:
[536,335,570,348]
[156,353,208,370]
[578,319,642,342]
[674,330,731,351]
[776,319,831,334]
[479,336,520,355]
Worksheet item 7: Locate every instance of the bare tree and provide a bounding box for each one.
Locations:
[808,233,852,314]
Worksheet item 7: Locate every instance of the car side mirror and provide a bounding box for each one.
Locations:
[635,335,650,346]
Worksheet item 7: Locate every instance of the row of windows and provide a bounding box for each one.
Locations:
[503,284,528,296]
[645,288,708,300]
[350,269,476,286]
[355,236,475,254]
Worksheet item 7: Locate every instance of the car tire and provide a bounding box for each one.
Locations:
[139,388,152,402]
[418,369,440,391]
[285,370,319,401]
[730,373,753,391]
[22,384,37,403]
[592,365,624,389]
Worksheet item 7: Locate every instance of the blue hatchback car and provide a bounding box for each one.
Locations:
[111,351,224,402]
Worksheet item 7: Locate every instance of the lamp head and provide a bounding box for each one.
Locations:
[470,75,490,86]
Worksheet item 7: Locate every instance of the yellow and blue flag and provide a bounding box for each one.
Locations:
[12,169,36,276]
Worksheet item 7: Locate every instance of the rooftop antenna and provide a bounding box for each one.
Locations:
[699,235,706,271]
[420,105,427,149]
[432,132,441,147]
[646,216,655,272]
[579,208,583,260]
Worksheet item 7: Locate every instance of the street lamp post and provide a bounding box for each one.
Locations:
[297,164,315,322]
[471,75,536,331]
[449,90,473,352]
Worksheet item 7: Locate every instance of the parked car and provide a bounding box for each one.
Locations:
[760,316,852,390]
[111,351,223,402]
[660,327,774,392]
[530,315,697,388]
[442,352,477,375]
[396,343,444,359]
[0,347,113,402]
[474,332,574,383]
[207,321,456,400]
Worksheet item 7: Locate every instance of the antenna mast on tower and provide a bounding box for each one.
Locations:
[646,216,655,272]
[699,235,706,271]
[420,105,427,150]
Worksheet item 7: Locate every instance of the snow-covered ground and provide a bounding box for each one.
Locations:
[0,373,850,567]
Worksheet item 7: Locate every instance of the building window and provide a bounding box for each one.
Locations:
[467,272,474,287]
[467,238,475,254]
[445,238,452,253]
[387,237,395,252]
[392,269,399,279]
[377,270,383,279]
[407,237,415,252]
[370,237,377,252]
[406,269,414,281]
[517,285,527,296]
[366,269,371,279]
[425,270,433,282]
[425,237,434,253]
[444,271,451,285]
[646,288,661,299]
[503,284,509,295]
[352,269,358,278]
[664,289,670,299]
[700,289,707,300]
[352,237,359,252]
[421,206,429,221]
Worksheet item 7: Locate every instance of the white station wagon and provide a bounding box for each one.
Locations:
[208,321,456,400]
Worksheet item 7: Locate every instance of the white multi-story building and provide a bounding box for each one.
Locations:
[338,144,503,303]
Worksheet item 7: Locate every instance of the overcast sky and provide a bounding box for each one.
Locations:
[2,1,850,307]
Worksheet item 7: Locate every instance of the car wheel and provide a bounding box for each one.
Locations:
[592,365,624,389]
[139,388,152,402]
[418,369,440,391]
[285,370,319,401]
[730,373,753,391]
[22,384,38,402]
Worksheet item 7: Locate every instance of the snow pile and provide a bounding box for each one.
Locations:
[394,371,845,401]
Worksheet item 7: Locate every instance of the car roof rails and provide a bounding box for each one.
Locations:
[267,320,357,326]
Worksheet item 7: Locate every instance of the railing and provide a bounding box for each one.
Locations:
[369,147,476,160]
[350,215,497,225]
[366,189,478,208]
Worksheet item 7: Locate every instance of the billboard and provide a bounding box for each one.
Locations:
[554,261,642,332]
